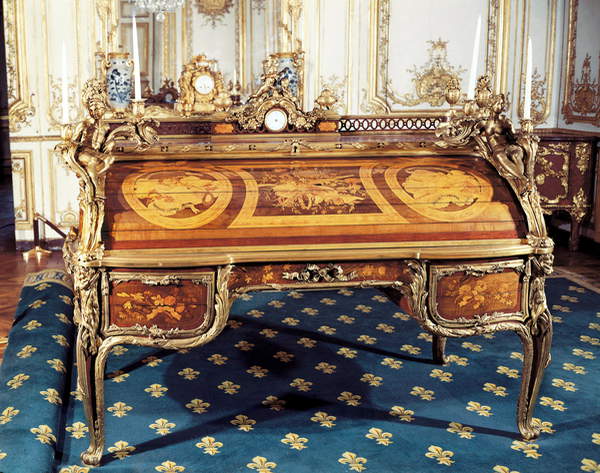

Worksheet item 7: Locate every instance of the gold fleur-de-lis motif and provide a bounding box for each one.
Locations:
[145,384,168,398]
[337,391,362,406]
[108,370,129,383]
[446,422,475,439]
[539,396,567,411]
[297,337,316,348]
[260,328,278,338]
[185,399,210,414]
[143,356,164,367]
[483,333,495,339]
[262,395,286,411]
[410,386,435,401]
[29,300,46,309]
[273,351,295,362]
[290,378,313,392]
[552,304,571,313]
[425,445,455,465]
[52,335,70,347]
[55,313,72,324]
[492,466,520,473]
[355,304,372,313]
[58,466,90,473]
[7,373,29,390]
[338,451,368,471]
[23,320,42,330]
[360,373,383,386]
[376,323,395,333]
[580,459,600,473]
[108,401,133,417]
[227,319,243,329]
[247,365,269,378]
[392,311,410,320]
[17,345,38,358]
[111,345,128,356]
[365,427,393,445]
[389,405,414,422]
[107,440,136,460]
[483,383,508,397]
[150,418,176,435]
[246,309,264,318]
[58,295,72,305]
[282,317,300,326]
[592,433,600,445]
[381,357,403,369]
[561,294,578,303]
[372,294,388,302]
[552,378,577,392]
[238,293,253,301]
[35,282,51,290]
[310,411,336,427]
[302,307,319,315]
[430,369,453,382]
[563,362,587,374]
[338,288,353,296]
[400,344,421,355]
[553,316,563,323]
[0,451,6,460]
[218,380,240,395]
[208,353,228,365]
[155,460,186,472]
[41,388,62,404]
[246,456,277,472]
[0,407,20,424]
[320,297,337,305]
[589,322,600,331]
[532,418,555,434]
[496,366,519,378]
[446,354,469,366]
[31,425,57,444]
[418,332,433,342]
[268,299,285,308]
[281,432,308,450]
[178,368,200,380]
[235,340,255,351]
[66,422,88,439]
[357,335,377,345]
[466,401,493,416]
[230,414,256,431]
[315,362,336,374]
[511,440,542,458]
[195,436,223,455]
[461,342,482,352]
[569,285,585,293]
[580,335,600,346]
[338,315,356,324]
[573,348,596,360]
[318,325,336,335]
[338,347,358,358]
[510,352,524,361]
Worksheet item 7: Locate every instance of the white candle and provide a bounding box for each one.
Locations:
[132,11,142,100]
[523,36,532,120]
[61,43,69,124]
[233,68,238,86]
[467,15,482,100]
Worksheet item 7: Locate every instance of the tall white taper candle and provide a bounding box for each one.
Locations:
[467,15,482,100]
[523,37,532,120]
[132,11,142,100]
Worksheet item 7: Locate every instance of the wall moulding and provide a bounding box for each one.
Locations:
[562,0,600,127]
[3,0,35,132]
[11,151,34,230]
[362,0,509,116]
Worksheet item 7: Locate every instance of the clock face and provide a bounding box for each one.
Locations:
[264,108,288,132]
[194,74,215,95]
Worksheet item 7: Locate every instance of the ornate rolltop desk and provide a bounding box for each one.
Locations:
[56,73,554,466]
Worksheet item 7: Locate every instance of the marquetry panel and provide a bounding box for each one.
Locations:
[103,155,527,250]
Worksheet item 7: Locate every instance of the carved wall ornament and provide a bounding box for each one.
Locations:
[386,39,466,107]
[194,0,234,27]
[519,69,548,124]
[563,53,600,125]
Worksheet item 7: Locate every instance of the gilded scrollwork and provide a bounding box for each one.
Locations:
[571,188,589,223]
[535,142,570,205]
[282,264,357,283]
[575,142,591,174]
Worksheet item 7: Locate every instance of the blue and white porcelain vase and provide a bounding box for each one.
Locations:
[275,53,300,97]
[106,52,132,112]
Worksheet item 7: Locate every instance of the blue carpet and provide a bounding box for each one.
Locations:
[0,270,599,473]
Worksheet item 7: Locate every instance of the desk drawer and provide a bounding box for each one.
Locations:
[102,270,215,337]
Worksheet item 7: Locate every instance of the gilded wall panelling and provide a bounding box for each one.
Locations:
[11,151,34,230]
[516,0,557,125]
[562,0,600,127]
[3,0,35,132]
[47,148,78,233]
[96,0,120,52]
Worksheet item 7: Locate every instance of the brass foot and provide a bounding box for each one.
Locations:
[81,446,103,466]
[22,246,52,262]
